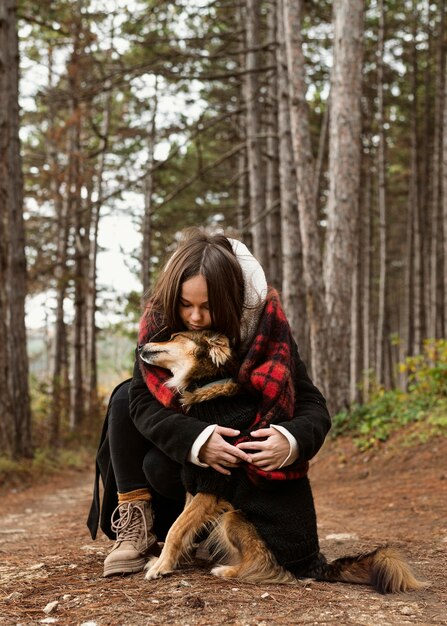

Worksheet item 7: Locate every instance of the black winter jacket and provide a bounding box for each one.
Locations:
[87,340,331,570]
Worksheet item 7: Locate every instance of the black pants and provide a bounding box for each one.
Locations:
[108,380,185,539]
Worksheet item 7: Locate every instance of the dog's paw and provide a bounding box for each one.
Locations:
[145,565,172,580]
[144,556,159,572]
[211,565,238,578]
[145,566,163,580]
[144,558,173,580]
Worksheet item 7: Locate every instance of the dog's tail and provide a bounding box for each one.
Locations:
[315,546,427,593]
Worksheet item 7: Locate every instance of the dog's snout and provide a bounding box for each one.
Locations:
[138,344,144,353]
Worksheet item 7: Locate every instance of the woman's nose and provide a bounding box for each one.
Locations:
[190,307,201,321]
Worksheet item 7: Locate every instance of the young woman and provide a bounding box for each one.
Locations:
[87,229,331,578]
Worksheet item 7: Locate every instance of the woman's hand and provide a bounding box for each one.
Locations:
[198,426,252,476]
[236,427,291,472]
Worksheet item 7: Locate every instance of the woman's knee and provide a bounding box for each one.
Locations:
[108,381,131,428]
[143,448,185,502]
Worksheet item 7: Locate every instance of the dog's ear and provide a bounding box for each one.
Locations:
[204,334,232,367]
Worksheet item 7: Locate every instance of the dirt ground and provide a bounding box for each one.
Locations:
[1,435,446,626]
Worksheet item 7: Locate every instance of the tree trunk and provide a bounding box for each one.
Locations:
[67,17,86,431]
[236,144,250,244]
[361,150,372,402]
[48,45,71,448]
[375,0,387,384]
[0,0,13,455]
[420,4,433,345]
[245,0,269,269]
[428,0,445,339]
[236,3,250,247]
[142,83,158,295]
[412,0,423,355]
[324,0,363,412]
[4,0,32,458]
[265,3,282,289]
[282,0,328,395]
[443,20,447,335]
[86,88,112,419]
[276,0,307,358]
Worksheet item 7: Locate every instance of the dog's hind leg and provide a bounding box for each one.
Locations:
[145,493,234,580]
[209,510,296,584]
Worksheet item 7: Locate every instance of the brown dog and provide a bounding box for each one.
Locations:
[139,331,426,592]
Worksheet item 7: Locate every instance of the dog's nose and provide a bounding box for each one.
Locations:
[138,344,144,353]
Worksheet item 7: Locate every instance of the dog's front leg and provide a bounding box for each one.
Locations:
[145,493,233,580]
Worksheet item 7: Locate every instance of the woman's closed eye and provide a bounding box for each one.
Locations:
[180,300,209,310]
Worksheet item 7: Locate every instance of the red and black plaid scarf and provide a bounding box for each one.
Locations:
[137,288,309,482]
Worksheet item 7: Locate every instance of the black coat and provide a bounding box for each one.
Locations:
[87,341,331,570]
[128,339,331,465]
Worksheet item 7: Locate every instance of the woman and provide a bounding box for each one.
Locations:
[87,229,331,578]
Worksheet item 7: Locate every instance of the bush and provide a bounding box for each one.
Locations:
[0,447,93,490]
[332,339,447,450]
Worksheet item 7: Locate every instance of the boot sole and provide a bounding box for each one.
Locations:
[103,557,146,577]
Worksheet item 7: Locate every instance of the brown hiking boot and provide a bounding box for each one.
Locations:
[103,500,160,577]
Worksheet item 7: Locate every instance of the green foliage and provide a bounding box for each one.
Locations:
[332,339,447,450]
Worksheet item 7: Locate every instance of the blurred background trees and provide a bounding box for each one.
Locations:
[1,0,446,459]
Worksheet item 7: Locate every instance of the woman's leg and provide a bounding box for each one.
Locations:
[108,381,150,492]
[143,447,185,541]
[142,446,185,502]
[104,381,158,576]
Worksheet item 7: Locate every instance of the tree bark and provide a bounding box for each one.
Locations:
[67,12,86,431]
[4,0,32,458]
[282,0,328,395]
[324,0,363,411]
[361,150,373,402]
[411,0,423,355]
[276,0,307,359]
[245,0,269,269]
[375,0,387,385]
[265,3,282,289]
[0,0,14,455]
[428,0,445,339]
[443,21,447,335]
[142,82,158,295]
[48,45,71,448]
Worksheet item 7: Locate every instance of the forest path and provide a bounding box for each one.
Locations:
[0,436,446,626]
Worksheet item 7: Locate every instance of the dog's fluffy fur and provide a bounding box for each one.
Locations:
[139,331,427,593]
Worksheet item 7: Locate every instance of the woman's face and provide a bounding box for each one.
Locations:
[178,274,212,331]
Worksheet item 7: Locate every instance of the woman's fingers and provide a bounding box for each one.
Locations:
[199,429,251,467]
[236,428,290,470]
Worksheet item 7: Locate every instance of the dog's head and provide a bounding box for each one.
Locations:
[139,330,235,392]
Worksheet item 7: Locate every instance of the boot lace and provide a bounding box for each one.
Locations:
[111,502,148,546]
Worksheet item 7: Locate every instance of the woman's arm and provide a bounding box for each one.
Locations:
[237,340,331,468]
[129,359,250,470]
[129,359,203,464]
[280,340,331,461]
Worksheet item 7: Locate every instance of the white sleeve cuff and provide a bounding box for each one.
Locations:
[271,424,299,469]
[188,424,217,467]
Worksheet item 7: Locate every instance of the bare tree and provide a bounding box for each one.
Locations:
[443,21,447,333]
[245,0,269,270]
[276,0,307,356]
[265,4,282,289]
[375,0,387,384]
[68,10,86,431]
[282,0,328,395]
[1,0,32,458]
[0,0,13,454]
[141,82,158,295]
[324,0,364,411]
[428,0,445,339]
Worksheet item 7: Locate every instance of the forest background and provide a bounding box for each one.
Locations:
[0,0,446,467]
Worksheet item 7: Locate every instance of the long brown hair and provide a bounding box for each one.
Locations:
[145,229,245,347]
